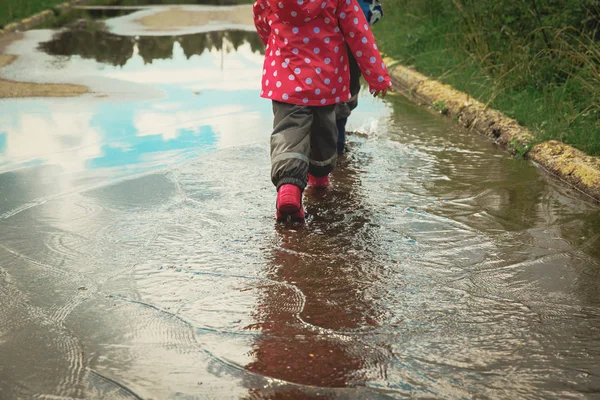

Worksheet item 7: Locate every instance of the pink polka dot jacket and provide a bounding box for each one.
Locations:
[253,0,392,107]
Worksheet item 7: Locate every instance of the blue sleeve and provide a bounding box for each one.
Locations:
[358,0,371,19]
[357,0,383,25]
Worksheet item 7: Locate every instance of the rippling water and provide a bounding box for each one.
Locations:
[0,10,599,399]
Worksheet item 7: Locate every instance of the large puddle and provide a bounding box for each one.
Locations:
[1,8,600,399]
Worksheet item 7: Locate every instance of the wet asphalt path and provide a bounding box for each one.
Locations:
[1,8,600,399]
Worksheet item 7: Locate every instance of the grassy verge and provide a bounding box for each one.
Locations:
[0,0,68,27]
[1,0,253,28]
[110,0,246,4]
[373,1,600,156]
[0,0,111,28]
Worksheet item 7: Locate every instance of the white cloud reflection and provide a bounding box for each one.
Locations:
[134,105,247,141]
[0,108,102,174]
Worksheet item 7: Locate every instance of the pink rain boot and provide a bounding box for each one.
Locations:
[308,174,329,188]
[276,184,305,222]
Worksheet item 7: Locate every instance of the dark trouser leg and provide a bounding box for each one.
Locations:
[336,46,362,154]
[336,117,347,154]
[308,104,338,177]
[271,101,313,190]
[347,47,362,104]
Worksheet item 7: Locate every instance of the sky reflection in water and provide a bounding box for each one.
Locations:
[0,29,276,178]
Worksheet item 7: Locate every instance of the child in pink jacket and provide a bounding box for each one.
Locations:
[253,0,392,222]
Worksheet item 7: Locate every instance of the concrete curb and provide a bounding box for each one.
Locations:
[528,141,600,201]
[388,61,600,203]
[0,0,84,36]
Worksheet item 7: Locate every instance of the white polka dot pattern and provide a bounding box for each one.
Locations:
[253,0,391,107]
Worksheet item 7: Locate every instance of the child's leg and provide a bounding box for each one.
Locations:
[347,48,362,109]
[336,117,348,154]
[336,47,362,154]
[309,105,338,178]
[271,101,312,190]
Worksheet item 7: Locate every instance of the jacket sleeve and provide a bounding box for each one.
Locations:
[338,0,392,91]
[253,0,271,46]
[363,0,383,25]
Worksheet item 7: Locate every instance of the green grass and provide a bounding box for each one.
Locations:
[0,0,65,27]
[0,0,114,27]
[0,0,251,27]
[373,2,600,156]
[102,0,250,5]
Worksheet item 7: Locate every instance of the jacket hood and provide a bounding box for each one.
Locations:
[269,0,325,25]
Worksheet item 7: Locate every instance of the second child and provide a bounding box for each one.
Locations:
[336,0,384,154]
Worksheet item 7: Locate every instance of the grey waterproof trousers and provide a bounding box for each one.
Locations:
[271,101,338,190]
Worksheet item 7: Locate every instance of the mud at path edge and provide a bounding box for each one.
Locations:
[0,34,88,99]
[133,5,253,31]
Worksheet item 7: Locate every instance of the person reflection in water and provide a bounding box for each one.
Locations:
[253,0,393,222]
[244,154,391,397]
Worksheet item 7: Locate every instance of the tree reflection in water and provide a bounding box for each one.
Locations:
[39,19,265,67]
